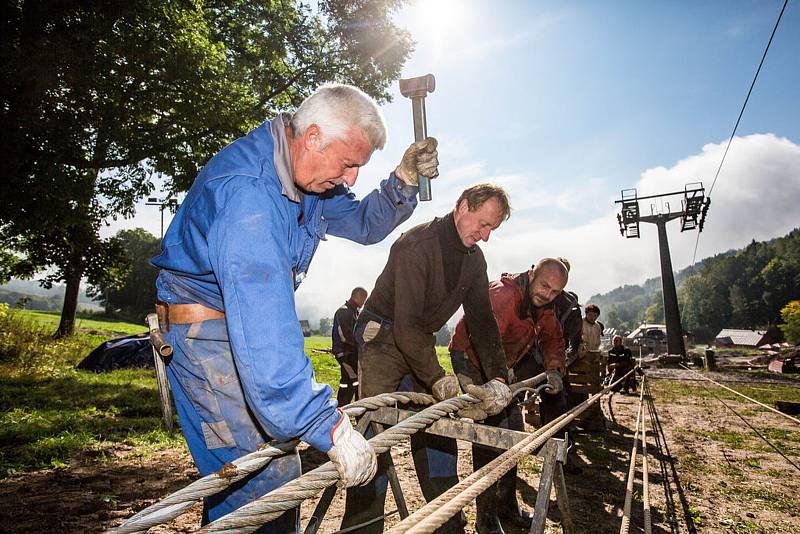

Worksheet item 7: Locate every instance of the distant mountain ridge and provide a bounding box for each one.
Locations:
[587,228,799,337]
[0,279,102,312]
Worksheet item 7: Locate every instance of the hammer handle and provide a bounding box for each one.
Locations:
[146,312,174,357]
[411,97,432,201]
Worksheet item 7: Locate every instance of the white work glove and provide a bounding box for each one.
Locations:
[327,409,377,488]
[459,379,513,421]
[542,369,564,394]
[431,374,459,401]
[395,137,439,185]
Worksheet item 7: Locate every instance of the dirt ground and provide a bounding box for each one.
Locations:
[1,368,798,533]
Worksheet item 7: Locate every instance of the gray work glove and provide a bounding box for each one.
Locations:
[395,137,439,186]
[542,369,564,394]
[326,409,377,488]
[459,379,513,420]
[431,374,459,401]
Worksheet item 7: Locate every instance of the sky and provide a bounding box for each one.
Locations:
[110,0,800,326]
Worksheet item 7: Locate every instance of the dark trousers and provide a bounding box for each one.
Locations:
[336,352,359,405]
[341,320,465,534]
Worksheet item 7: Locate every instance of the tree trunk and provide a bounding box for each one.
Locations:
[55,262,84,338]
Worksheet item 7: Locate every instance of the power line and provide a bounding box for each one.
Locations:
[690,0,790,266]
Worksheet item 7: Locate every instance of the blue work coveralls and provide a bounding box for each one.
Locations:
[151,115,418,530]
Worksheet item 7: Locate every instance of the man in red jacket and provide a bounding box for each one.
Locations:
[448,258,569,534]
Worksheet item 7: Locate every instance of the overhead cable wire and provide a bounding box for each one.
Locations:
[679,364,800,425]
[691,0,790,265]
[679,366,800,472]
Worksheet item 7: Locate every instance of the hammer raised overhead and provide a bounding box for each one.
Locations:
[399,73,436,201]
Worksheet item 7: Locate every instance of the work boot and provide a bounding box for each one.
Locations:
[496,468,533,528]
[475,487,505,534]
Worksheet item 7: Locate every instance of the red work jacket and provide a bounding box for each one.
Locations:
[450,272,565,372]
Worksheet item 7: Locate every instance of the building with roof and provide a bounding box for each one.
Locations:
[712,328,778,348]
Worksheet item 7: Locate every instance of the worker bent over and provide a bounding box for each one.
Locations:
[341,184,513,534]
[448,258,569,534]
[151,84,439,531]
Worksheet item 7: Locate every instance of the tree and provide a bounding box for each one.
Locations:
[88,228,161,321]
[319,317,333,337]
[779,301,800,344]
[435,323,452,347]
[1,0,413,336]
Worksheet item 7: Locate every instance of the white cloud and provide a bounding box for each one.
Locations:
[296,133,800,323]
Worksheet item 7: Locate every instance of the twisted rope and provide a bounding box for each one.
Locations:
[642,378,652,534]
[109,392,434,534]
[678,364,800,425]
[199,395,478,533]
[619,381,645,534]
[387,368,637,534]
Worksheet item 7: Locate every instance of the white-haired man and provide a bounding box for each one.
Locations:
[151,84,438,531]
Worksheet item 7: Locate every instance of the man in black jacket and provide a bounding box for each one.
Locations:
[341,184,513,534]
[331,287,368,405]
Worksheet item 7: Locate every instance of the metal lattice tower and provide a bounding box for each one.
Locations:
[615,184,711,356]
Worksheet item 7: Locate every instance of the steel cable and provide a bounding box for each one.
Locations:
[678,364,800,425]
[619,379,645,534]
[193,373,548,533]
[386,368,637,534]
[109,391,435,534]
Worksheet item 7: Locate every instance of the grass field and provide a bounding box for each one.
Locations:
[0,308,453,477]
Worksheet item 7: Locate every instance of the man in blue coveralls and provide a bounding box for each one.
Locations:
[151,84,439,531]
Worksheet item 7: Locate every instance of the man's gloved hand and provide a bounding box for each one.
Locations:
[459,379,513,420]
[542,369,564,394]
[432,374,459,401]
[395,137,439,186]
[327,409,377,488]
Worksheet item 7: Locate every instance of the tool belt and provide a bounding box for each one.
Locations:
[156,300,225,332]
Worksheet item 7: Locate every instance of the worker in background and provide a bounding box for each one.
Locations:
[151,84,439,531]
[552,257,583,366]
[608,335,636,393]
[582,303,604,352]
[332,287,368,405]
[341,184,513,534]
[449,258,569,533]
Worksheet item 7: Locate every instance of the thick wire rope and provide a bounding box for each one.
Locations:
[678,364,800,425]
[386,368,637,534]
[679,366,800,472]
[195,373,548,534]
[691,0,790,265]
[619,382,644,534]
[642,378,652,534]
[108,392,435,534]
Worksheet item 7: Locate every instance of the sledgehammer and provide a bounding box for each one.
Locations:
[399,73,435,201]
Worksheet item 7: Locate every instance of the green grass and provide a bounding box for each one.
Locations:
[17,309,146,336]
[0,308,456,477]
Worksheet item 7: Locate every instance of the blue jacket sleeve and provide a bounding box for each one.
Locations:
[207,179,339,453]
[323,172,418,244]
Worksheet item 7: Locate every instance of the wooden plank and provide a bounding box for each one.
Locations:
[530,440,558,534]
[553,462,575,534]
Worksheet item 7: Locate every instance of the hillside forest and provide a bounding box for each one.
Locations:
[590,227,800,342]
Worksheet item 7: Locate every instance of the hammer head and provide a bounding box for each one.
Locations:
[399,74,436,98]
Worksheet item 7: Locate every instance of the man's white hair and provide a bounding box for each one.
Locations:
[290,84,387,150]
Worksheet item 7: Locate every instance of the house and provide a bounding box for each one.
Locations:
[712,328,777,348]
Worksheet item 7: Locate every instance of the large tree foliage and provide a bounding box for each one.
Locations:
[678,229,800,342]
[779,301,800,344]
[592,229,800,341]
[1,0,412,336]
[88,228,161,322]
